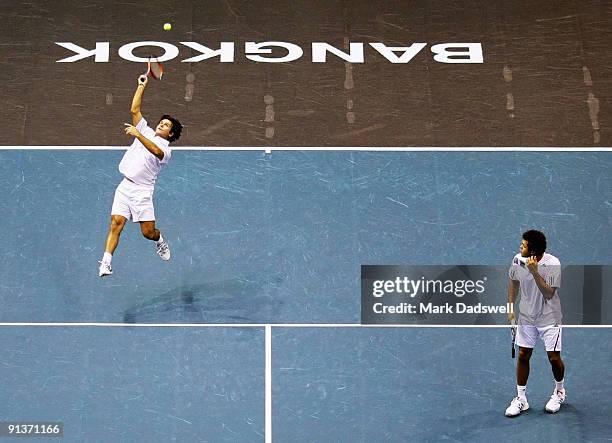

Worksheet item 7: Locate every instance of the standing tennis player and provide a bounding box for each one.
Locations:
[505,230,566,416]
[98,75,182,277]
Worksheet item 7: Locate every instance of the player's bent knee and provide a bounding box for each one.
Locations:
[110,216,126,231]
[547,352,561,363]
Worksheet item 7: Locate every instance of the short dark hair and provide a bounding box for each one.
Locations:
[522,229,547,256]
[159,115,182,143]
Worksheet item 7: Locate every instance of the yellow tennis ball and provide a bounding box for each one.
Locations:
[163,23,172,31]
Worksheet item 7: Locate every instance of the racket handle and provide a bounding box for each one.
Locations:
[138,75,147,85]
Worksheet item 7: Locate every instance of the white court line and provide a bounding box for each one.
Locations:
[0,323,609,328]
[0,146,611,152]
[265,325,272,443]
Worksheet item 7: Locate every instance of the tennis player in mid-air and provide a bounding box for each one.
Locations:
[505,229,566,416]
[98,74,182,277]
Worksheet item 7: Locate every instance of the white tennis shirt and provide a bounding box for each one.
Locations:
[118,118,171,189]
[509,252,562,326]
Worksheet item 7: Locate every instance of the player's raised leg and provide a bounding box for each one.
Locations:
[140,221,170,261]
[99,215,127,276]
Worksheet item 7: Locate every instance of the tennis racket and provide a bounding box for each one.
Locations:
[510,320,517,358]
[143,55,164,80]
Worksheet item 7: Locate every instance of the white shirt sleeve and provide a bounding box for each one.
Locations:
[508,255,521,281]
[158,142,171,164]
[135,117,148,131]
[137,118,156,139]
[546,262,562,288]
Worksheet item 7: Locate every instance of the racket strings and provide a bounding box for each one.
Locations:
[145,57,164,80]
[150,60,163,79]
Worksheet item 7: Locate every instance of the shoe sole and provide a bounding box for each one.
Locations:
[505,405,529,417]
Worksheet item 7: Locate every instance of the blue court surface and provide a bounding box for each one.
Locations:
[0,325,610,442]
[0,148,611,442]
[0,150,610,323]
[0,325,265,442]
[273,327,612,443]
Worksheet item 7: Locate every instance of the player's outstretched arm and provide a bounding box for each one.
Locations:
[130,75,148,125]
[123,123,165,160]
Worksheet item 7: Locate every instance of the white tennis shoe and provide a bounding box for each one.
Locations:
[156,239,171,261]
[505,397,529,417]
[545,389,566,413]
[98,261,113,277]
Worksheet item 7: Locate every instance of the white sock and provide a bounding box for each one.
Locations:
[102,252,112,265]
[517,385,527,400]
[156,233,164,245]
[555,379,564,391]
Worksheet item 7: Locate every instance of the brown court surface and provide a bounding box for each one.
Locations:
[3,0,611,147]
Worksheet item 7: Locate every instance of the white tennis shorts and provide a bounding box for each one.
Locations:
[111,178,155,222]
[516,324,562,352]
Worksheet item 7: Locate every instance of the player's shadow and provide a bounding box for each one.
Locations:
[122,275,283,324]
